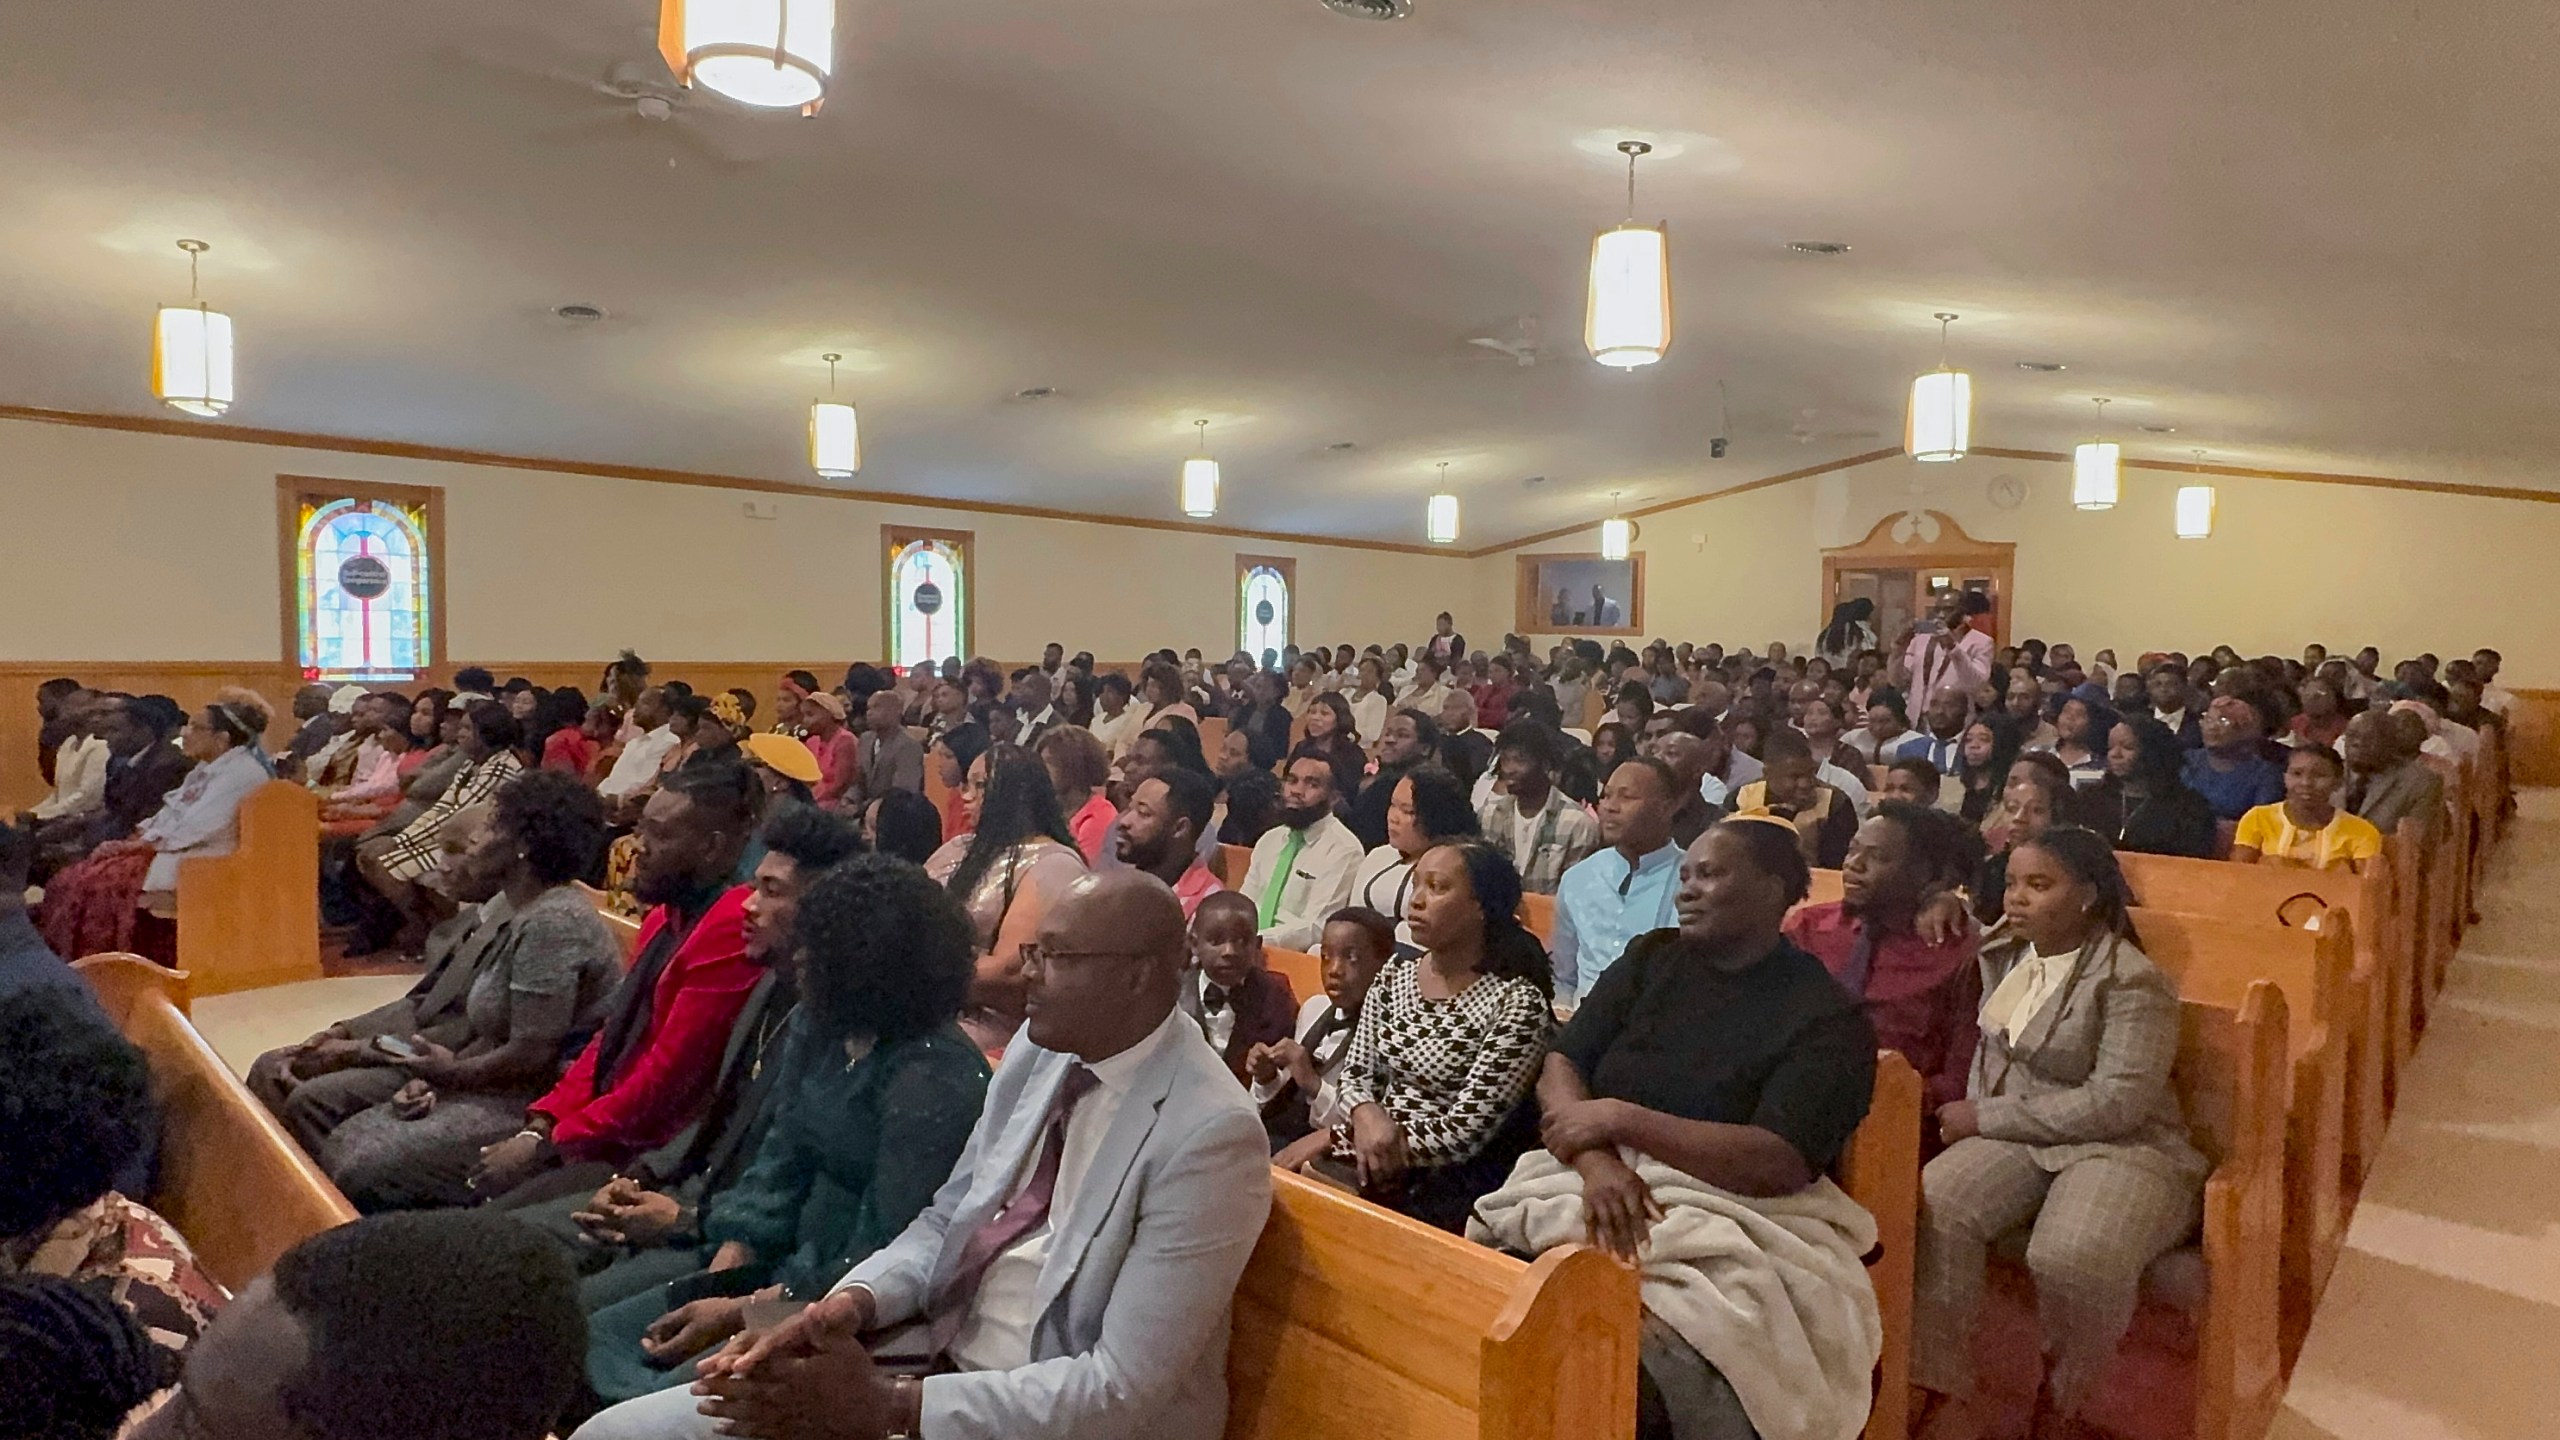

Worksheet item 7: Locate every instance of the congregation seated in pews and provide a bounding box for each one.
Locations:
[3,623,2516,1440]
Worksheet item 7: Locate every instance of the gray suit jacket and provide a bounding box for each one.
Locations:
[836,1015,1272,1440]
[1970,927,2208,1183]
[2347,758,2444,844]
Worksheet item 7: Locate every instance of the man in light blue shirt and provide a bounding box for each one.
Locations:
[1550,756,1685,1005]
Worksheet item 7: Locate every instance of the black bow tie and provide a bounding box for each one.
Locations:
[1203,983,1231,1014]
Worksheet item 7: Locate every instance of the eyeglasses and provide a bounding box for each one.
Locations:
[1020,944,1150,969]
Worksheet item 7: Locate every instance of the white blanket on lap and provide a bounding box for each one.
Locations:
[1468,1149,1882,1440]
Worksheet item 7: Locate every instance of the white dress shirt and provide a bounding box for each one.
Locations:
[1238,814,1365,952]
[1346,690,1391,747]
[1191,969,1237,1056]
[32,734,109,821]
[943,1009,1188,1373]
[1247,994,1356,1131]
[596,725,678,798]
[1982,944,2079,1043]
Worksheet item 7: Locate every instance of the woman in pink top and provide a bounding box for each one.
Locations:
[1037,725,1118,863]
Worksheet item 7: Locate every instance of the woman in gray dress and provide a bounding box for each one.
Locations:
[322,770,624,1211]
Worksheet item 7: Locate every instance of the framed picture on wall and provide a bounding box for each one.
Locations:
[1515,553,1645,636]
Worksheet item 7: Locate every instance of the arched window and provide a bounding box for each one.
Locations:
[288,482,441,682]
[1236,555,1295,669]
[885,526,973,672]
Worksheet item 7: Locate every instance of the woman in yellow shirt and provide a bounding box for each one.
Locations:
[2231,744,2383,873]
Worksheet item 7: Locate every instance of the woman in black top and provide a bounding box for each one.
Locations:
[2082,715,2220,858]
[1534,817,1878,1440]
[1953,712,2022,826]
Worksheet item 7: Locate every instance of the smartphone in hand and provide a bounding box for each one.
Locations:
[371,1034,425,1061]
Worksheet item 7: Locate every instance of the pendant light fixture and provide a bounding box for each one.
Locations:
[2175,448,2217,539]
[1180,419,1220,519]
[808,352,860,478]
[1904,312,1971,462]
[153,239,234,418]
[658,0,835,113]
[2071,397,2120,511]
[1584,140,1671,369]
[1425,463,1460,545]
[1600,490,1632,561]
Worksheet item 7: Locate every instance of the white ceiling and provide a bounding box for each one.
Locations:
[6,0,2558,544]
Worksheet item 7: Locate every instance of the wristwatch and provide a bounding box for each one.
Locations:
[885,1375,924,1439]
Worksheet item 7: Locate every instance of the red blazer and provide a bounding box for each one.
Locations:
[530,887,759,1163]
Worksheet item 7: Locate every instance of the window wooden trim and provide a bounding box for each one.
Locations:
[1514,552,1645,636]
[882,525,976,667]
[275,475,447,678]
[1235,554,1297,660]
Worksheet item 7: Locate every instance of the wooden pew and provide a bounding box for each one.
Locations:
[1230,1055,1924,1440]
[2132,908,2352,1358]
[1264,946,1325,1008]
[2116,849,2401,1184]
[1199,716,1232,769]
[176,779,322,996]
[1518,891,1556,946]
[1218,842,1254,889]
[1226,1168,1641,1440]
[575,882,644,961]
[1842,1053,1924,1440]
[75,954,357,1293]
[2162,984,2291,1440]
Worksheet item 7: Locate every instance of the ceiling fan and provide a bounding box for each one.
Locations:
[1789,407,1882,446]
[441,37,803,168]
[1465,316,1541,367]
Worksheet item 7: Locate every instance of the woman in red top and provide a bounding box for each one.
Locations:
[2287,675,2349,749]
[798,692,862,807]
[467,764,762,1198]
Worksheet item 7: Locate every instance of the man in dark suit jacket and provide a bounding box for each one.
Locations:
[1178,892,1301,1081]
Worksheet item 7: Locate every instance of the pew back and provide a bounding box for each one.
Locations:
[1226,1169,1640,1440]
[75,954,356,1292]
[1264,946,1326,1009]
[176,779,322,996]
[1219,843,1254,889]
[2175,983,2290,1440]
[1839,1053,1923,1440]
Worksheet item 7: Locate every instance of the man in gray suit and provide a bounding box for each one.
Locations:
[575,870,1273,1440]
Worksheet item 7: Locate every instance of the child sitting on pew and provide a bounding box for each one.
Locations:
[1253,906,1394,1155]
[1180,890,1301,1081]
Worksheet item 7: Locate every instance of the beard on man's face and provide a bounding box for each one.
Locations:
[1276,801,1331,832]
[632,846,704,908]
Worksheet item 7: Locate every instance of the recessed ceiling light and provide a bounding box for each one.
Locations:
[1319,0,1411,18]
[1012,386,1057,400]
[2015,360,2066,373]
[551,303,606,324]
[1786,240,1851,256]
[2141,423,2178,434]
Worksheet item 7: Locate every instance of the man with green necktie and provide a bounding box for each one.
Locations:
[1236,744,1366,952]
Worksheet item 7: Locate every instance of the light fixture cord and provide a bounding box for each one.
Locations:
[824,353,839,394]
[1936,313,1954,368]
[1625,150,1638,218]
[187,247,201,302]
[2092,396,2109,433]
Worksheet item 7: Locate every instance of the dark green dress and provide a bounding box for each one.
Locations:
[583,1015,990,1400]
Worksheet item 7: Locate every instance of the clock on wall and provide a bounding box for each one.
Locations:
[1986,473,2029,510]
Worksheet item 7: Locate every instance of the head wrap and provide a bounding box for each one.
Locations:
[709,693,749,731]
[329,684,368,715]
[804,692,848,722]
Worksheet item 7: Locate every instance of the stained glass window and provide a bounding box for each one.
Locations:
[1239,564,1290,668]
[888,532,970,672]
[296,495,432,681]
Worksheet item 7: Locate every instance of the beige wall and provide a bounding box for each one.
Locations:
[0,417,1483,666]
[1498,453,2560,685]
[15,413,2556,684]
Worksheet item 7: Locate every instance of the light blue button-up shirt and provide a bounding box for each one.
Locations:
[1550,841,1684,1004]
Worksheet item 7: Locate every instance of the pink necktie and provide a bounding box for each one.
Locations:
[929,1064,1100,1342]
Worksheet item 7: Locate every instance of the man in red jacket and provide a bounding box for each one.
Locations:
[470,765,760,1197]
